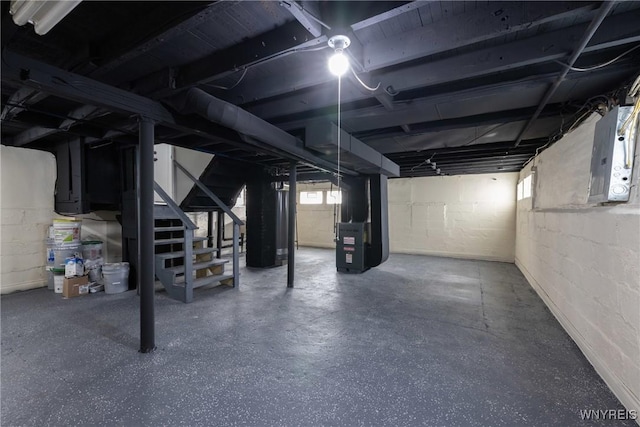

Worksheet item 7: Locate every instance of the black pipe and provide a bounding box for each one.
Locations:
[287,162,296,288]
[138,117,156,353]
[514,1,614,147]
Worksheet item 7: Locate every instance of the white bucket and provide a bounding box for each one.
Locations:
[53,272,65,293]
[85,258,103,283]
[46,240,82,269]
[53,219,82,245]
[103,262,129,294]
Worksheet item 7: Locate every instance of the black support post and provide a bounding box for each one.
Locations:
[216,210,223,259]
[207,211,214,248]
[139,117,156,353]
[287,162,296,288]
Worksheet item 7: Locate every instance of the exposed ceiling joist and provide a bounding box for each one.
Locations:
[225,7,639,109]
[360,1,596,71]
[2,50,175,124]
[280,1,323,38]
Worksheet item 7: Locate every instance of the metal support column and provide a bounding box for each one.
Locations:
[207,211,214,248]
[287,162,296,288]
[138,117,156,353]
[233,223,240,288]
[216,210,223,259]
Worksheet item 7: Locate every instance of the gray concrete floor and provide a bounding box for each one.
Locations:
[1,248,632,426]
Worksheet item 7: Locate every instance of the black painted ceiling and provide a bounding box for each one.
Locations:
[2,1,640,177]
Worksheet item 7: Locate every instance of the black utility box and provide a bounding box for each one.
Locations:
[336,222,369,273]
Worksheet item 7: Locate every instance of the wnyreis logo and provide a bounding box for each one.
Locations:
[579,409,637,421]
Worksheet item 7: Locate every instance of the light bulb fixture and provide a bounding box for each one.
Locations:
[10,0,82,35]
[436,168,441,174]
[431,163,437,170]
[328,35,350,77]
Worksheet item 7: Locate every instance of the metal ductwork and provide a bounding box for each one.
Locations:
[169,88,357,176]
[305,120,400,177]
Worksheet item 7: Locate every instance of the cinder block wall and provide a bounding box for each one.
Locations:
[1,146,56,293]
[515,113,640,414]
[296,173,518,262]
[388,174,517,261]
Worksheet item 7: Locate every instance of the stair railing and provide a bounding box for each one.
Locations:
[173,160,244,288]
[154,182,197,298]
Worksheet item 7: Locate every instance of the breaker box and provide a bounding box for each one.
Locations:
[588,106,635,203]
[336,222,369,273]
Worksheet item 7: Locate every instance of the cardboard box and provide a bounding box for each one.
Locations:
[63,275,89,298]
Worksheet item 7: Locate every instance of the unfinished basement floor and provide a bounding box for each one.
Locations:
[1,248,632,426]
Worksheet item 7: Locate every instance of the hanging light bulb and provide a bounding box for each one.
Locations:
[328,35,351,77]
[328,52,349,76]
[431,163,437,170]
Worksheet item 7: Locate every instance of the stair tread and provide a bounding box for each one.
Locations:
[175,273,234,288]
[155,247,219,259]
[154,226,185,232]
[154,236,207,245]
[164,259,229,274]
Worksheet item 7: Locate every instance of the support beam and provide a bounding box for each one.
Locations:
[514,2,615,147]
[287,162,296,288]
[91,2,230,78]
[1,50,175,124]
[355,104,563,142]
[9,104,108,146]
[174,21,325,92]
[280,1,323,38]
[361,2,596,71]
[138,117,156,353]
[0,87,48,121]
[233,8,640,112]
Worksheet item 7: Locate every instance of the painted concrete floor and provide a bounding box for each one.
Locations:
[1,248,632,426]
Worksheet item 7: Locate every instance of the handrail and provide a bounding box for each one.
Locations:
[173,159,244,225]
[153,182,197,230]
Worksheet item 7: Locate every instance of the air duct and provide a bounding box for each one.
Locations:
[169,88,356,176]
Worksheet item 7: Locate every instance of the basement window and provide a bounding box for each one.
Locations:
[326,190,342,204]
[517,181,524,201]
[517,175,533,200]
[300,191,323,204]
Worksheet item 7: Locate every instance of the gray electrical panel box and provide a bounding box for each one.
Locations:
[336,222,369,273]
[588,106,635,203]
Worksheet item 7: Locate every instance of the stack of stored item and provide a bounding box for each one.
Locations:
[82,240,104,284]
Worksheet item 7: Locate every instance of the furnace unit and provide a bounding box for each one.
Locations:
[336,222,369,273]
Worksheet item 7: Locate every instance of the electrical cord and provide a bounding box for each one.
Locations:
[205,68,249,90]
[350,67,381,92]
[280,1,331,30]
[336,74,341,240]
[555,43,640,72]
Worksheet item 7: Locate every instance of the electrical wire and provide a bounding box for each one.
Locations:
[350,67,381,92]
[289,1,332,30]
[205,68,248,90]
[336,74,342,240]
[555,44,640,72]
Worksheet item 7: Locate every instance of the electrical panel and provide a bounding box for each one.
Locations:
[588,106,635,203]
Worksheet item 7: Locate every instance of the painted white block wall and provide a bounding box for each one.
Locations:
[1,146,56,293]
[515,113,640,415]
[296,174,518,262]
[389,174,517,262]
